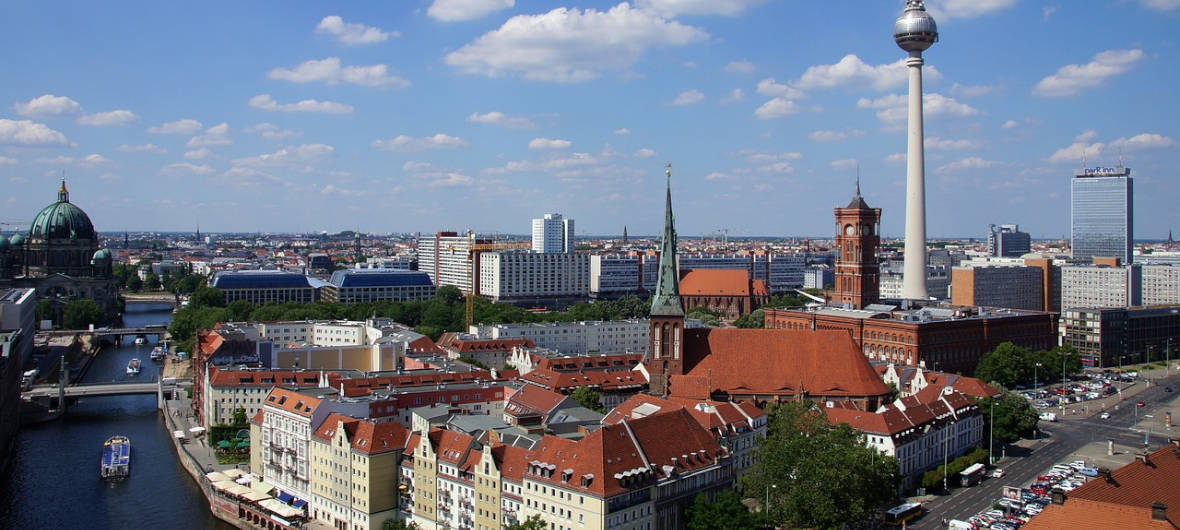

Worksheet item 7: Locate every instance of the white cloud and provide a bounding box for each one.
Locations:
[1111,133,1174,151]
[249,94,353,114]
[1043,6,1058,19]
[925,136,980,150]
[403,161,437,172]
[951,83,995,97]
[117,143,165,154]
[755,78,803,99]
[926,0,1018,21]
[426,172,475,188]
[634,148,656,158]
[428,0,514,22]
[704,172,738,182]
[0,156,16,165]
[13,94,82,118]
[830,159,858,170]
[484,152,601,175]
[1002,120,1018,129]
[724,60,755,74]
[148,119,202,135]
[795,54,941,92]
[187,122,231,148]
[244,122,301,140]
[444,4,708,83]
[160,162,214,176]
[1032,49,1144,97]
[97,172,123,182]
[77,109,138,126]
[938,157,998,172]
[614,128,631,136]
[721,88,745,104]
[373,134,467,152]
[1075,130,1098,142]
[466,111,536,129]
[757,162,794,174]
[34,155,75,165]
[78,153,113,167]
[745,151,802,163]
[856,93,979,123]
[885,153,906,164]
[184,148,212,160]
[319,184,364,197]
[232,144,334,168]
[808,129,864,142]
[635,0,767,17]
[268,57,409,88]
[668,89,704,106]
[1049,139,1104,163]
[753,97,798,119]
[0,119,69,146]
[316,15,398,45]
[1139,0,1180,11]
[529,137,573,150]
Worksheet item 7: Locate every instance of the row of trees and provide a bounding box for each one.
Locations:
[974,342,1082,390]
[919,447,989,491]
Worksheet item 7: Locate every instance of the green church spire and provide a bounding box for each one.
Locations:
[650,163,684,316]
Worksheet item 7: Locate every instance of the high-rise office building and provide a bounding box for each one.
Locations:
[1071,167,1133,264]
[988,224,1031,257]
[531,213,574,253]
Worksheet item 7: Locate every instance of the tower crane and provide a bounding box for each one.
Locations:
[447,231,531,328]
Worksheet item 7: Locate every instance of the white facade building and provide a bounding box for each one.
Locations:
[589,252,806,297]
[1142,264,1180,306]
[418,232,477,292]
[1061,264,1142,310]
[470,319,650,355]
[532,213,574,253]
[478,251,589,301]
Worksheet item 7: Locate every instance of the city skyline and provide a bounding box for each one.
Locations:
[0,1,1177,238]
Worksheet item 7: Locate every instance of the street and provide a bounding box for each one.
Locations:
[910,370,1180,529]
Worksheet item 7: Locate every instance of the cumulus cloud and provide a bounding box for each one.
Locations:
[268,57,409,88]
[148,119,202,135]
[754,98,799,120]
[1138,0,1180,11]
[614,128,631,136]
[0,156,17,165]
[428,0,514,21]
[232,144,335,168]
[14,94,82,118]
[809,129,865,142]
[926,0,1018,21]
[744,151,802,163]
[249,94,353,114]
[925,136,980,150]
[795,54,941,92]
[117,143,165,154]
[160,162,214,176]
[187,122,231,148]
[466,111,536,129]
[884,153,906,164]
[244,123,301,140]
[77,109,138,126]
[720,88,745,104]
[373,133,467,152]
[1049,133,1104,163]
[635,0,767,17]
[0,119,69,146]
[668,89,704,106]
[528,137,572,150]
[938,157,998,172]
[1032,49,1144,97]
[830,159,858,170]
[724,59,755,74]
[634,148,656,158]
[316,15,398,45]
[1111,133,1174,151]
[755,78,804,99]
[444,4,708,83]
[184,148,212,159]
[757,161,795,174]
[1002,120,1018,129]
[856,93,979,123]
[78,153,113,167]
[704,172,738,182]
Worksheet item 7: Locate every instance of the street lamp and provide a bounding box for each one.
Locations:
[765,484,777,514]
[1034,362,1042,398]
[989,401,995,466]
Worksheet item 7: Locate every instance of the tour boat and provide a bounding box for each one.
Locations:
[126,358,141,375]
[134,335,147,345]
[150,346,165,361]
[101,436,130,479]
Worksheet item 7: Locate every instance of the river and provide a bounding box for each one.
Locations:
[0,302,233,529]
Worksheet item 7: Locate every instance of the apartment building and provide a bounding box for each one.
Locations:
[589,252,806,298]
[323,268,435,304]
[471,320,650,355]
[1143,264,1180,306]
[309,413,411,530]
[951,262,1044,311]
[1061,263,1142,310]
[478,251,590,303]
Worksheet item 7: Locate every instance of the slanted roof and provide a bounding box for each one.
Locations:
[263,387,321,418]
[212,270,313,289]
[328,268,433,288]
[678,269,753,296]
[313,412,409,455]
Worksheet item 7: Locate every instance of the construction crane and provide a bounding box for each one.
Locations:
[449,231,531,328]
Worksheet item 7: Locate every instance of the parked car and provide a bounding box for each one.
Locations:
[1138,401,1146,407]
[991,468,1005,478]
[1100,412,1111,419]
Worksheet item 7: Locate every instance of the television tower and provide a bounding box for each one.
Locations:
[895,0,937,300]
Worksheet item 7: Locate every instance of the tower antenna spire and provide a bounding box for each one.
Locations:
[855,162,861,196]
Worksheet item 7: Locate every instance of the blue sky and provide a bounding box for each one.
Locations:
[1,0,1177,239]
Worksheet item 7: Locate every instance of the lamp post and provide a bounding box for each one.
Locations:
[943,421,953,490]
[989,401,995,465]
[1061,352,1067,417]
[1034,362,1042,398]
[765,484,777,515]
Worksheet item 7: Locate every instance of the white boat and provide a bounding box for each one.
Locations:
[134,335,147,345]
[150,346,165,361]
[126,358,141,375]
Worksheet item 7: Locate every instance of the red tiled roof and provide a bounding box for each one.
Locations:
[521,367,648,393]
[505,385,567,418]
[249,409,264,425]
[678,269,753,296]
[332,370,511,396]
[536,353,644,372]
[491,443,531,482]
[313,413,409,455]
[437,334,535,353]
[827,390,978,440]
[208,365,323,387]
[671,328,890,399]
[603,394,765,437]
[262,387,321,418]
[1024,500,1175,530]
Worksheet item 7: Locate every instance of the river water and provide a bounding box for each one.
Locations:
[0,302,233,529]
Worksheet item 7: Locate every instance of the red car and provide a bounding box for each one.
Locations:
[1138,401,1146,407]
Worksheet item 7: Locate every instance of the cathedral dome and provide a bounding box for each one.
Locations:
[92,248,111,262]
[9,234,23,246]
[28,180,96,241]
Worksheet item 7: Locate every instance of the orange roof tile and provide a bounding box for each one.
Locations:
[262,387,321,418]
[313,413,409,455]
[678,269,753,296]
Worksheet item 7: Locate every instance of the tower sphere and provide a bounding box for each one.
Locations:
[894,0,938,53]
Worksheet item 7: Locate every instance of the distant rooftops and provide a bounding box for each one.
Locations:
[328,268,433,288]
[793,303,1042,323]
[212,269,314,289]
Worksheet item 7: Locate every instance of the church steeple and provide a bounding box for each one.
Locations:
[650,163,683,317]
[58,172,69,203]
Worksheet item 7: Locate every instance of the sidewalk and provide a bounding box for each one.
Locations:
[163,394,238,475]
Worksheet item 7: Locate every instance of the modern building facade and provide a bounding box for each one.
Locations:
[1058,306,1180,368]
[1061,264,1142,310]
[323,268,435,304]
[1143,264,1180,306]
[477,251,589,303]
[589,252,806,298]
[989,224,1031,257]
[532,213,575,254]
[417,231,487,293]
[471,320,650,355]
[1071,166,1133,264]
[951,262,1044,311]
[211,270,321,305]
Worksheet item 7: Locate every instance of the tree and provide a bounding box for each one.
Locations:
[741,401,898,529]
[34,299,54,325]
[685,490,766,530]
[226,300,253,321]
[142,271,161,291]
[126,274,143,292]
[232,407,247,428]
[570,386,605,413]
[974,342,1033,388]
[978,389,1039,445]
[189,286,225,309]
[380,519,418,530]
[506,514,546,530]
[734,308,765,328]
[62,299,104,329]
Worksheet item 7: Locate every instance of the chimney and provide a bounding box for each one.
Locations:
[1051,488,1066,505]
[1152,502,1168,521]
[1171,439,1180,449]
[1099,467,1113,483]
[1138,452,1153,467]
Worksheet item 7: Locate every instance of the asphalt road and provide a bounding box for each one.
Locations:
[910,372,1180,529]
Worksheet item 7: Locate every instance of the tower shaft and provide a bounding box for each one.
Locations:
[902,52,929,299]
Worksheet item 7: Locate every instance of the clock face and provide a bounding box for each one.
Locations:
[844,224,855,235]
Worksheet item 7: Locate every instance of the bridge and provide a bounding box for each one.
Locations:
[39,325,170,341]
[23,380,186,399]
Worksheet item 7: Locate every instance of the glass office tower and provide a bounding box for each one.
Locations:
[1071,167,1133,263]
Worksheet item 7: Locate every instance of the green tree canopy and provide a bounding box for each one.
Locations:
[189,286,225,309]
[741,401,899,529]
[685,490,767,530]
[975,342,1082,388]
[734,308,765,328]
[978,388,1039,445]
[506,514,546,530]
[570,386,605,413]
[62,299,104,329]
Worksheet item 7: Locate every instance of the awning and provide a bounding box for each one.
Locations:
[189,426,206,435]
[277,491,294,503]
[210,480,237,492]
[235,477,251,485]
[259,498,304,519]
[242,491,271,503]
[205,471,232,483]
[292,499,307,509]
[224,468,246,479]
[173,430,186,439]
[248,478,274,495]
